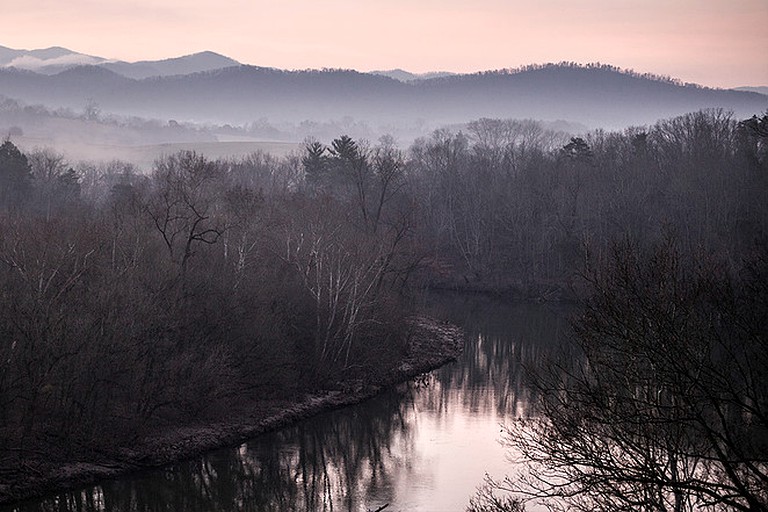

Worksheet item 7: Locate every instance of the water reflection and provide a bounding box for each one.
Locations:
[423,294,567,421]
[5,293,569,512]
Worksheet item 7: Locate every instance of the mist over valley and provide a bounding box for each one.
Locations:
[1,44,765,168]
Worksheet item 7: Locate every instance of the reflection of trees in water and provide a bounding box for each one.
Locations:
[420,292,569,420]
[270,387,412,511]
[16,387,415,512]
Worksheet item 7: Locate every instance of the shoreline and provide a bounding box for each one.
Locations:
[0,316,464,507]
[424,275,580,303]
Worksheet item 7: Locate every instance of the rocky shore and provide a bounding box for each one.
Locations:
[0,316,464,507]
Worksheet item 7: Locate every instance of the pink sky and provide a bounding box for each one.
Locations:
[2,0,767,88]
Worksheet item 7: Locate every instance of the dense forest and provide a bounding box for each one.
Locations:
[0,108,766,507]
[406,110,767,298]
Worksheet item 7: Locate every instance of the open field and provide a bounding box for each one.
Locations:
[14,137,301,170]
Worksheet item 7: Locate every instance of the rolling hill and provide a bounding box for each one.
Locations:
[0,46,765,131]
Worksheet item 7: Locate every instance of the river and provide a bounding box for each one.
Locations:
[7,293,571,512]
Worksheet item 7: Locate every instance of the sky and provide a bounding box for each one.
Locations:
[1,0,767,88]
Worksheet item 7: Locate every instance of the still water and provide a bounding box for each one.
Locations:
[8,293,570,512]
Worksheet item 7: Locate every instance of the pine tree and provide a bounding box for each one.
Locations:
[0,140,32,209]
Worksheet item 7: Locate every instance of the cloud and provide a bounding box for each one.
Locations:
[4,53,104,71]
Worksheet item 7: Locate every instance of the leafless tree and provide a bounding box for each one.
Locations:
[145,151,226,277]
[480,240,768,511]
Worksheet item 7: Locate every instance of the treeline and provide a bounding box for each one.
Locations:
[0,107,766,473]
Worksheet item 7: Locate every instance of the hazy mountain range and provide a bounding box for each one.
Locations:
[0,46,457,82]
[736,86,768,96]
[0,45,238,79]
[371,69,456,82]
[0,45,766,132]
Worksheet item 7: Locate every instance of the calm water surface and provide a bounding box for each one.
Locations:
[7,293,570,512]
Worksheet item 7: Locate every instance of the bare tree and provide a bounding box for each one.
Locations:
[481,240,768,511]
[369,135,406,234]
[283,199,392,372]
[146,151,226,277]
[28,148,80,219]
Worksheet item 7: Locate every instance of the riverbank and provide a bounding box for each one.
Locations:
[0,316,463,507]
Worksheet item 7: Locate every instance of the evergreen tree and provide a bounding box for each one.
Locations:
[302,140,328,189]
[0,140,32,209]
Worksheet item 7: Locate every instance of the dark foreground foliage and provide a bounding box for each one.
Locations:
[474,241,768,511]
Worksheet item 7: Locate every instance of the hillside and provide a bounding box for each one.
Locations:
[0,60,765,130]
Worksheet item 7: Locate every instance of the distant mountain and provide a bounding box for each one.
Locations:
[0,45,240,78]
[0,45,77,64]
[371,69,456,82]
[0,45,106,73]
[735,86,768,96]
[0,61,765,130]
[100,51,241,79]
[22,46,78,60]
[0,46,17,64]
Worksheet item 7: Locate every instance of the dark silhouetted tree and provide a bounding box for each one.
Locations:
[302,139,328,189]
[146,151,226,277]
[0,140,32,209]
[483,240,768,511]
[561,137,593,162]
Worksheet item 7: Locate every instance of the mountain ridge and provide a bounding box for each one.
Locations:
[0,46,765,131]
[0,45,241,78]
[735,86,768,96]
[371,69,457,82]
